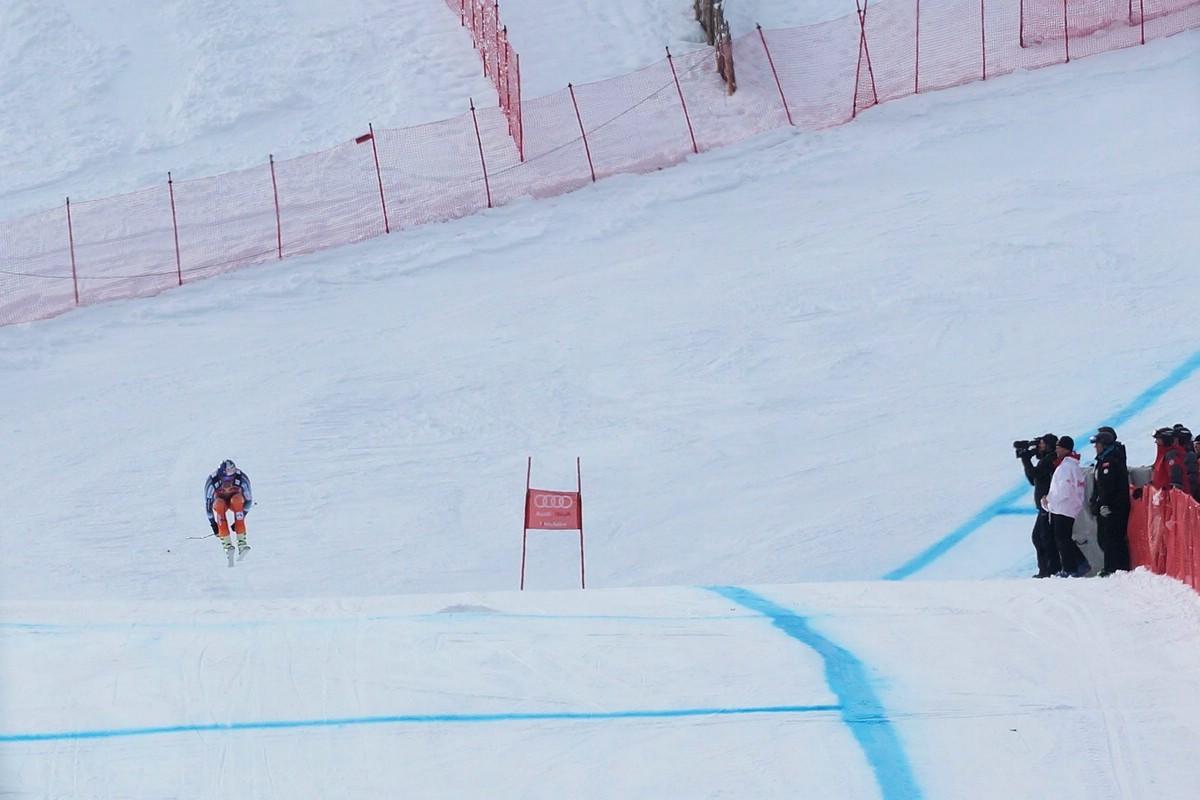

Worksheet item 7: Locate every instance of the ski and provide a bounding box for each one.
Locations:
[226,547,235,568]
[237,547,249,562]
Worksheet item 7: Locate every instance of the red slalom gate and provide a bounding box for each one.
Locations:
[520,457,586,590]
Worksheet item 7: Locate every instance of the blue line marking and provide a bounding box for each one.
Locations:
[709,585,923,800]
[885,348,1200,580]
[0,704,840,743]
[0,611,758,632]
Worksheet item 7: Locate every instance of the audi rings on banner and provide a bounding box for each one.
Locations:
[533,494,575,509]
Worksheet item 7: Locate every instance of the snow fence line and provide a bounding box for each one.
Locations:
[1,0,1198,326]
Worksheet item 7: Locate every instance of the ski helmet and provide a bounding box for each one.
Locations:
[221,459,237,476]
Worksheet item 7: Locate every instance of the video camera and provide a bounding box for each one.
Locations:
[1012,439,1040,458]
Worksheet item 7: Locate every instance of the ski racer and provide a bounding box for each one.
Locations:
[205,459,253,556]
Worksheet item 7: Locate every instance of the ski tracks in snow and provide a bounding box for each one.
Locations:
[1048,588,1146,800]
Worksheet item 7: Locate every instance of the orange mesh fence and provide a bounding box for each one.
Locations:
[2,0,1198,326]
[446,0,522,157]
[1021,0,1200,49]
[1129,487,1200,592]
[172,162,279,281]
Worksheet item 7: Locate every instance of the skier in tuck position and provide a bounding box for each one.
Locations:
[205,459,253,558]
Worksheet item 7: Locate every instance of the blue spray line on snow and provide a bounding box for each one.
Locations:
[709,586,923,800]
[885,349,1200,581]
[0,704,841,743]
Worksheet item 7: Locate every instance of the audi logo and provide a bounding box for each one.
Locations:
[533,495,574,509]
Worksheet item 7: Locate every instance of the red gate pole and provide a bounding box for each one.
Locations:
[167,172,183,286]
[665,48,699,154]
[756,25,794,126]
[520,456,532,590]
[1063,0,1071,62]
[367,123,391,234]
[568,84,597,182]
[514,51,523,161]
[577,457,586,589]
[470,100,494,208]
[980,0,988,80]
[65,197,79,306]
[269,155,283,259]
[852,0,879,119]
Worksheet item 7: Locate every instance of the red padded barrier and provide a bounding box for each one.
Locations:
[1129,486,1200,592]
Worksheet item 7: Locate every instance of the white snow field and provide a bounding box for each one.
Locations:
[2,1,1200,798]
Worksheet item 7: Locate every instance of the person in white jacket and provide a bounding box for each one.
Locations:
[1040,436,1090,577]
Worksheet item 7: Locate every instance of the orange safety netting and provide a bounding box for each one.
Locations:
[1128,486,1200,592]
[2,0,1198,326]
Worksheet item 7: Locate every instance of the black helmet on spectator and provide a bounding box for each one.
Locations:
[1090,430,1116,447]
[1154,427,1177,445]
[1173,425,1193,445]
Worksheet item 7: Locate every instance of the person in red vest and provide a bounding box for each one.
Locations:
[1149,428,1190,494]
[1172,425,1200,502]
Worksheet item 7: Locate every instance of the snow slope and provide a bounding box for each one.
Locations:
[2,1,1199,797]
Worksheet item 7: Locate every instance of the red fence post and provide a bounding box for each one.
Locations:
[494,2,501,77]
[915,0,922,93]
[501,28,511,113]
[269,155,283,259]
[356,124,391,234]
[475,2,483,68]
[369,123,390,234]
[470,100,494,208]
[756,25,794,126]
[1063,0,1071,62]
[167,172,183,286]
[665,47,699,154]
[852,0,880,118]
[568,84,597,183]
[65,197,79,306]
[981,0,988,80]
[514,51,523,160]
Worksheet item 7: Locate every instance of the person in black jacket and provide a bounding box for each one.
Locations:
[1089,427,1131,574]
[1021,433,1061,578]
[1172,425,1200,502]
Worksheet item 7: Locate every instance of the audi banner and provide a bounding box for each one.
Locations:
[525,490,582,530]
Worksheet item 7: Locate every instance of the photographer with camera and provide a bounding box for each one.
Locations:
[1017,433,1061,578]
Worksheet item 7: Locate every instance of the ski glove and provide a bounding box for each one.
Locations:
[1099,505,1111,517]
